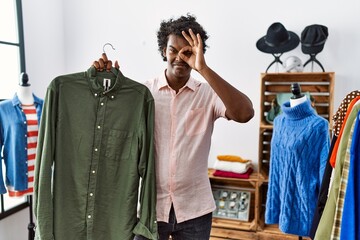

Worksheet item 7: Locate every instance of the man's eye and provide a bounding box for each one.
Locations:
[184,51,192,56]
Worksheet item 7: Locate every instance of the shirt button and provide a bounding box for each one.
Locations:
[24,121,26,124]
[92,170,96,174]
[25,134,27,137]
[94,148,98,152]
[94,93,98,97]
[25,147,27,150]
[97,125,101,129]
[88,215,92,219]
[90,193,94,197]
[100,102,104,106]
[111,96,114,99]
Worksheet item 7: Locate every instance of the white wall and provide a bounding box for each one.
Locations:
[2,0,360,237]
[43,0,360,169]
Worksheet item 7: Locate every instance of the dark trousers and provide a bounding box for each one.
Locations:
[134,205,212,240]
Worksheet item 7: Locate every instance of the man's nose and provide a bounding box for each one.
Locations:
[175,53,181,61]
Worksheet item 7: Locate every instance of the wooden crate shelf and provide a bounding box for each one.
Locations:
[209,72,334,240]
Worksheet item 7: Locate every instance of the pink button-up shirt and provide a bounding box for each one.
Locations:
[144,71,227,223]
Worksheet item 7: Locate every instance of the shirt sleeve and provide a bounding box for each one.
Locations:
[0,121,6,194]
[132,97,158,240]
[265,118,281,224]
[33,84,56,240]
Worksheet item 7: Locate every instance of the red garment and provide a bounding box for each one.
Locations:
[8,104,38,197]
[330,96,360,167]
[213,168,253,179]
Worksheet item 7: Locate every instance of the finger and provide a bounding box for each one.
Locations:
[102,53,108,62]
[179,46,192,53]
[197,33,203,50]
[182,30,194,46]
[106,60,112,72]
[115,60,120,69]
[93,61,100,70]
[98,58,105,71]
[189,29,198,46]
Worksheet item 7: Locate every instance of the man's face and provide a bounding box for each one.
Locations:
[163,34,192,80]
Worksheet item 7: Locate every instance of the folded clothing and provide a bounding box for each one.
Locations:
[217,155,250,163]
[213,168,253,179]
[213,159,252,174]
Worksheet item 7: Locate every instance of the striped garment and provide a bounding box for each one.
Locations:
[330,120,356,239]
[8,104,38,197]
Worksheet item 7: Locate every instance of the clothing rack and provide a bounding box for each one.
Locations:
[20,72,35,240]
[28,196,35,240]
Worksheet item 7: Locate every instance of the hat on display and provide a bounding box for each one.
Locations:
[256,22,300,54]
[301,24,328,54]
[283,56,304,72]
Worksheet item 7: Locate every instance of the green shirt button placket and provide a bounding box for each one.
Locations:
[86,95,107,238]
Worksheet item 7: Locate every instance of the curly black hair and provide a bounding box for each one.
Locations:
[157,13,209,61]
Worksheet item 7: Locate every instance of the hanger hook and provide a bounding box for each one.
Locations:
[103,43,115,53]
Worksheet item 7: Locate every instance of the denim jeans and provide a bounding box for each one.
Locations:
[134,205,212,240]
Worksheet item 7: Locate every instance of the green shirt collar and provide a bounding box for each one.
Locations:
[86,66,124,97]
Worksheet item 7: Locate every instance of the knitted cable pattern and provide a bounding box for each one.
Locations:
[265,100,330,237]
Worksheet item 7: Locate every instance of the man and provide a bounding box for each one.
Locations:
[94,14,254,240]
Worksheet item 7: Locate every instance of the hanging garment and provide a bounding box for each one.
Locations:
[34,67,157,240]
[265,100,330,237]
[0,94,43,194]
[310,92,360,239]
[329,119,356,239]
[329,96,360,167]
[308,135,337,239]
[340,111,360,240]
[314,101,360,240]
[332,90,360,137]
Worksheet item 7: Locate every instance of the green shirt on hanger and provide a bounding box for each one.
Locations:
[33,67,157,240]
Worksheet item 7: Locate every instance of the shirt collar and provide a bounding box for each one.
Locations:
[86,66,124,97]
[12,93,43,106]
[158,69,198,92]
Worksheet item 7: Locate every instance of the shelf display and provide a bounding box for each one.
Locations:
[209,72,334,240]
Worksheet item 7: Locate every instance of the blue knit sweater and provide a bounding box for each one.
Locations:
[265,100,330,236]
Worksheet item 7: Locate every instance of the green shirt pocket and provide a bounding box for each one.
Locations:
[105,129,133,161]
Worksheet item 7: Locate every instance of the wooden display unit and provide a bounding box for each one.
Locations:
[209,72,334,240]
[258,72,334,180]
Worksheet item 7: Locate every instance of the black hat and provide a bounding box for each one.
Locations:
[256,22,300,54]
[301,24,328,54]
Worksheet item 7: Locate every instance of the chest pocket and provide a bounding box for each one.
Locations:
[105,129,133,161]
[185,107,206,136]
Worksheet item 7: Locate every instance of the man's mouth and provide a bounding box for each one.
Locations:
[173,62,188,68]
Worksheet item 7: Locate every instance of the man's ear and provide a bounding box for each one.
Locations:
[162,48,167,61]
